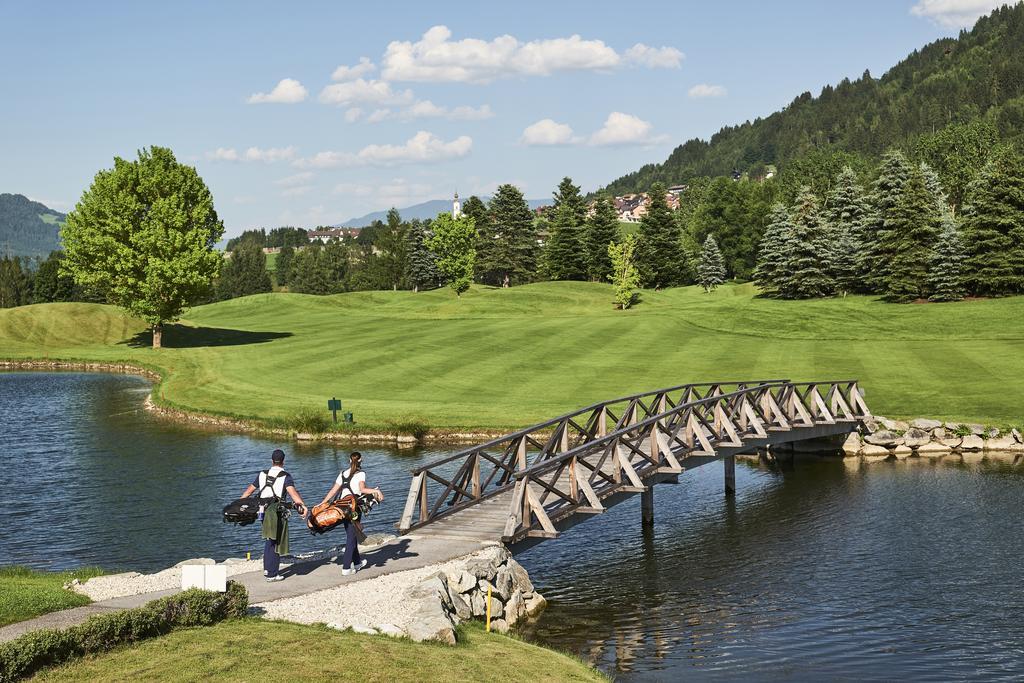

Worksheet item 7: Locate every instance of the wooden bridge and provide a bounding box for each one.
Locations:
[398,380,871,550]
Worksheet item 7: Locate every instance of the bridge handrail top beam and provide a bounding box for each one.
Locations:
[511,379,863,480]
[408,378,791,474]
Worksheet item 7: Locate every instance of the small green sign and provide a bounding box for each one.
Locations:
[327,398,342,411]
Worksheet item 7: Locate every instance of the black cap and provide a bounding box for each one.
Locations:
[271,449,286,463]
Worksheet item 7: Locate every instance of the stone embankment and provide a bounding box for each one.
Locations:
[259,545,546,644]
[832,416,1022,460]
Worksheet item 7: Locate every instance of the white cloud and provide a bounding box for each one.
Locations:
[206,146,297,163]
[333,178,435,209]
[331,57,376,81]
[247,78,308,104]
[274,172,314,187]
[588,112,663,146]
[910,0,1001,27]
[343,107,363,122]
[361,100,495,123]
[520,119,577,146]
[624,44,684,68]
[281,185,314,197]
[296,131,472,168]
[688,83,727,98]
[319,78,414,106]
[382,25,681,83]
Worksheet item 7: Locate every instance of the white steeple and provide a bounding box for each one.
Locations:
[452,191,461,219]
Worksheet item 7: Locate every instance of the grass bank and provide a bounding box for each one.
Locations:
[34,618,606,682]
[0,566,104,627]
[1,282,1023,430]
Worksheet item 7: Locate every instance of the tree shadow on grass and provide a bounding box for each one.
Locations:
[120,324,293,348]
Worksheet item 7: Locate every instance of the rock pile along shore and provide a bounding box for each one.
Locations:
[773,416,1024,460]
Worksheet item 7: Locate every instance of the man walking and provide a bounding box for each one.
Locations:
[239,449,307,582]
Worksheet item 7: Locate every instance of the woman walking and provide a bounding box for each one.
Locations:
[320,452,383,575]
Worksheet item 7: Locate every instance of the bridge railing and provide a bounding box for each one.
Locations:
[501,380,870,541]
[398,379,787,533]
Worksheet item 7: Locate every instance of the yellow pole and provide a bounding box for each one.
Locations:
[486,585,492,632]
[246,551,251,560]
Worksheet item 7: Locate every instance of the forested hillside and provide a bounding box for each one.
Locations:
[605,3,1024,194]
[0,194,64,257]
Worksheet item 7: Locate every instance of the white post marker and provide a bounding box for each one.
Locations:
[181,565,228,592]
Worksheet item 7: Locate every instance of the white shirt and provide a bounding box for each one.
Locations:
[336,468,366,498]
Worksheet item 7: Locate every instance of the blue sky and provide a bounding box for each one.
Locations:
[0,0,1004,236]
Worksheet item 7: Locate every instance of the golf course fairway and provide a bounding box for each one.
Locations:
[1,281,1022,431]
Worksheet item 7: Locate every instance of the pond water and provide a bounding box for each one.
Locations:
[4,372,1024,681]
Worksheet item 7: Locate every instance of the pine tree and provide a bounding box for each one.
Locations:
[777,187,833,299]
[585,192,620,282]
[928,215,967,302]
[883,167,941,302]
[960,146,1024,296]
[542,177,588,280]
[276,245,294,287]
[697,235,726,293]
[217,240,272,300]
[635,183,684,288]
[406,219,439,291]
[608,234,641,309]
[824,166,871,294]
[753,203,794,297]
[919,162,950,217]
[487,184,538,286]
[861,149,911,292]
[463,195,497,285]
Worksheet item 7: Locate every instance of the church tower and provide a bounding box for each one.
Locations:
[452,191,461,219]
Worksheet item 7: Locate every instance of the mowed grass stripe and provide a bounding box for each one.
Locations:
[1,283,1023,428]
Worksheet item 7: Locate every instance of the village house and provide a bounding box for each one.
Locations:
[307,227,361,243]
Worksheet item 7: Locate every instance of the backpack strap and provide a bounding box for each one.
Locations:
[259,469,289,500]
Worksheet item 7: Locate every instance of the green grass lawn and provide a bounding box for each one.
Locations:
[1,282,1023,429]
[264,251,277,272]
[34,619,606,682]
[0,566,105,627]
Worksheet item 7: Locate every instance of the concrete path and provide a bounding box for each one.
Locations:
[0,534,486,644]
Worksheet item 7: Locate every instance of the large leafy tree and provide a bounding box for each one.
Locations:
[883,167,941,302]
[543,177,588,280]
[217,240,272,300]
[636,183,684,288]
[60,146,224,347]
[426,212,476,296]
[486,184,537,286]
[584,192,620,282]
[608,233,641,309]
[753,203,793,297]
[777,187,833,299]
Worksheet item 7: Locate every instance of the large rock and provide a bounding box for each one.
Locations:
[879,417,909,432]
[524,593,548,618]
[966,424,985,436]
[917,442,951,456]
[861,444,891,461]
[933,427,947,441]
[1012,428,1023,443]
[405,600,457,645]
[865,430,901,447]
[505,589,525,626]
[488,618,510,634]
[450,570,477,594]
[494,569,513,601]
[862,418,882,433]
[903,428,931,448]
[486,594,504,619]
[841,432,862,457]
[910,418,942,430]
[507,559,535,594]
[449,588,472,621]
[377,623,404,638]
[471,591,487,617]
[960,435,984,451]
[893,445,913,459]
[940,438,962,449]
[985,435,1018,451]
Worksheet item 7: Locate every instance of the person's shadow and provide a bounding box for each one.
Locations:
[282,538,419,577]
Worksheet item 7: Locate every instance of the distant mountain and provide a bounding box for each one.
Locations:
[0,193,65,258]
[337,196,549,227]
[604,3,1024,194]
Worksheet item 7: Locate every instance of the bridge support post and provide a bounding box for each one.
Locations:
[640,487,654,528]
[724,455,736,496]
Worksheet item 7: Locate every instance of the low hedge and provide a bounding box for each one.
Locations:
[0,581,248,682]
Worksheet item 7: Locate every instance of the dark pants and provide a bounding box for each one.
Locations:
[342,520,361,569]
[264,538,280,577]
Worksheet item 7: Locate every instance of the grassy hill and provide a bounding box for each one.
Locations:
[1,282,1023,429]
[0,193,64,258]
[605,3,1024,194]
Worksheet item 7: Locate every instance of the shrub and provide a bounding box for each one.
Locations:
[0,582,247,681]
[288,407,331,434]
[385,416,431,440]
